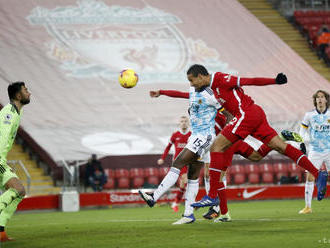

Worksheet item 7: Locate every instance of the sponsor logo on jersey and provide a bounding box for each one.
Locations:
[177,143,186,148]
[27,0,236,82]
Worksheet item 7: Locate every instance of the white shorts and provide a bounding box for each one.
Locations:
[308,151,330,171]
[186,134,215,163]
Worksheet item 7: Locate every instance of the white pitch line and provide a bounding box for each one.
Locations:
[13,218,322,227]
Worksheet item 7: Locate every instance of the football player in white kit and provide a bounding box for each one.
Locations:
[139,83,222,225]
[299,90,330,214]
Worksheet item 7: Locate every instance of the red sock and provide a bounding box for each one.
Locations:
[285,144,318,178]
[175,188,185,203]
[234,140,254,158]
[257,144,272,157]
[209,169,221,198]
[217,182,228,215]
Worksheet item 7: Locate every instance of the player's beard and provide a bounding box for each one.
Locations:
[20,98,30,105]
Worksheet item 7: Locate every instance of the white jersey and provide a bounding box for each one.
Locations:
[300,108,330,153]
[189,86,222,137]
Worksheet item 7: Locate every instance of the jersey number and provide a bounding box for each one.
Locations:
[193,138,203,149]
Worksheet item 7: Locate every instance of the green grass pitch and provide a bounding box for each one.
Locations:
[5,199,330,248]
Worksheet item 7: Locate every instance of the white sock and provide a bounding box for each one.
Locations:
[204,177,210,195]
[153,167,180,202]
[305,181,314,208]
[184,179,199,216]
[213,205,220,212]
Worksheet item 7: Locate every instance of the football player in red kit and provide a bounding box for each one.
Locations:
[150,89,271,221]
[190,64,328,219]
[158,116,191,212]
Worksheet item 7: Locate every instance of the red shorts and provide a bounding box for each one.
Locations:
[221,104,277,145]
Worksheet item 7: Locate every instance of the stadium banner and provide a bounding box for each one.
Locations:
[17,185,329,211]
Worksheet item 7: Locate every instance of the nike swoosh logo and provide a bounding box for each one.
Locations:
[242,188,267,199]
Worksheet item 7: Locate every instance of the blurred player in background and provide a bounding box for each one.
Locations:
[0,82,30,241]
[157,116,191,212]
[190,64,328,213]
[285,90,329,214]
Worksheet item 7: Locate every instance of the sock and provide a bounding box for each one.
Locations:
[217,182,228,215]
[0,196,23,227]
[234,140,255,158]
[208,152,225,198]
[209,169,221,198]
[284,144,318,178]
[153,167,180,202]
[0,188,19,212]
[305,181,314,208]
[175,187,185,203]
[204,177,210,195]
[257,144,272,157]
[184,179,199,216]
[213,205,220,212]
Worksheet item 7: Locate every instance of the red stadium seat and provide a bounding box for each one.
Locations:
[115,168,129,178]
[229,164,246,185]
[245,164,260,184]
[248,173,260,184]
[244,164,259,173]
[233,173,246,185]
[259,163,274,173]
[104,168,115,178]
[103,169,115,189]
[230,164,245,174]
[117,177,130,189]
[288,163,304,182]
[273,162,289,181]
[131,177,145,188]
[262,173,274,184]
[129,168,145,188]
[260,163,274,184]
[129,168,145,178]
[103,177,115,190]
[146,176,159,186]
[144,167,159,177]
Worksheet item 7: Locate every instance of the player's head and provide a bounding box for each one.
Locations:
[187,64,210,90]
[179,116,189,131]
[8,82,31,105]
[313,90,329,110]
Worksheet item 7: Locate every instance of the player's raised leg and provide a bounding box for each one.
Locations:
[139,148,197,207]
[171,172,187,212]
[267,135,328,200]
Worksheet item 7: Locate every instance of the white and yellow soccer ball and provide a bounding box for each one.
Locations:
[118,69,139,88]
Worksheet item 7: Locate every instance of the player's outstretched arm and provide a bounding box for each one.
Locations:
[150,90,189,99]
[239,73,287,86]
[159,143,172,165]
[159,90,189,99]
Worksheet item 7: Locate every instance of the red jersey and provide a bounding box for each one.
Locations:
[161,130,191,160]
[210,72,276,116]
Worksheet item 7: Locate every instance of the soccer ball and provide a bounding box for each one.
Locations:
[119,69,138,88]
